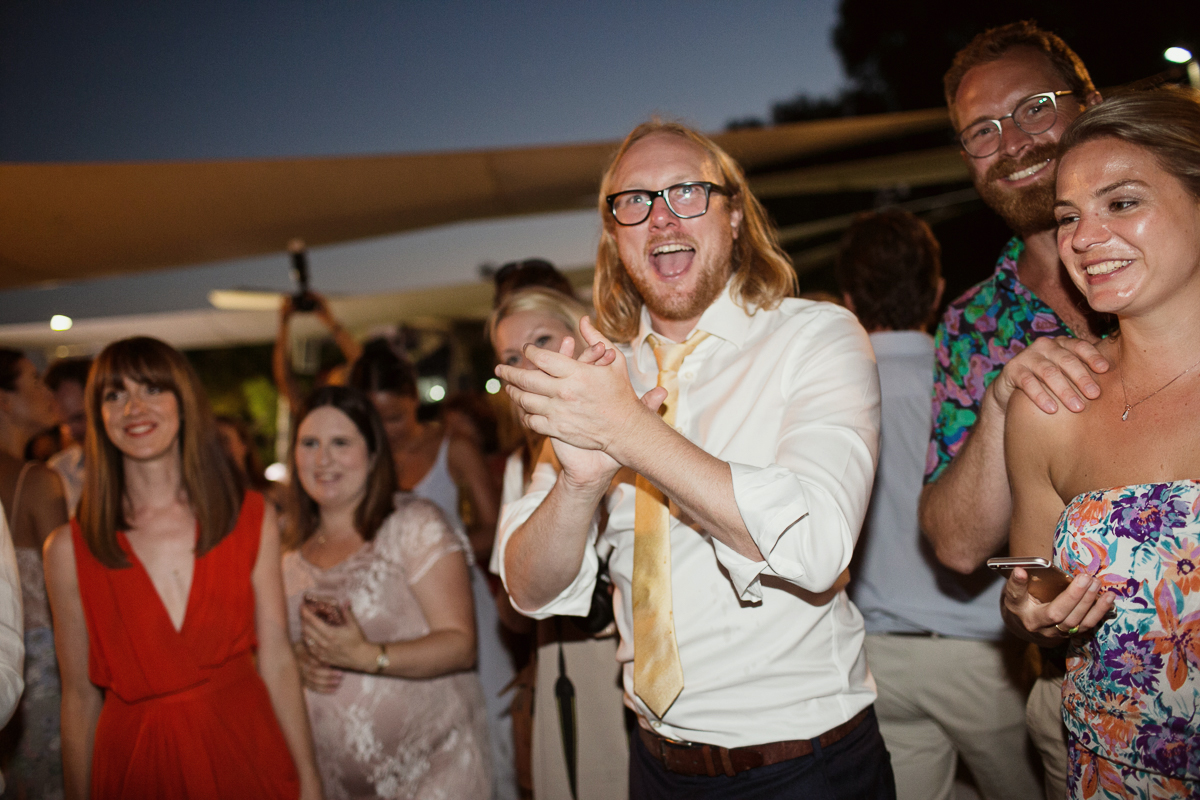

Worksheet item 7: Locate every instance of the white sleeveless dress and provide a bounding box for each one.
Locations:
[413,436,518,800]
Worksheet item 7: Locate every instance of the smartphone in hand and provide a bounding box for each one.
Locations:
[987,557,1074,603]
[303,593,346,626]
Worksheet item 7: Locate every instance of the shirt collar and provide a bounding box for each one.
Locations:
[631,280,751,370]
[992,236,1025,290]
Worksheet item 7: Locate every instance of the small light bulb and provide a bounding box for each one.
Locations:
[485,378,501,394]
[428,385,446,402]
[1165,47,1193,64]
[50,315,73,331]
[265,462,288,482]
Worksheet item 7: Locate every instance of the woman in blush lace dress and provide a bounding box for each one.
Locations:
[1002,88,1200,797]
[281,386,491,800]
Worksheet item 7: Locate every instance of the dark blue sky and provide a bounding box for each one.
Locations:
[0,1,845,162]
[0,2,847,330]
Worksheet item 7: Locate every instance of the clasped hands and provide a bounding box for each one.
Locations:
[296,602,377,693]
[494,317,666,486]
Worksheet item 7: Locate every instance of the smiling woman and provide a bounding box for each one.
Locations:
[42,336,322,800]
[281,385,492,800]
[1001,87,1200,797]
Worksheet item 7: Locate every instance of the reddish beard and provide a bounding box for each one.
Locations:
[975,142,1059,236]
[626,237,733,323]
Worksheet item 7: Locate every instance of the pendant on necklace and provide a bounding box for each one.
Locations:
[1122,404,1132,422]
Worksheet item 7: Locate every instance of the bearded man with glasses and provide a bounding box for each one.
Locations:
[916,21,1112,800]
[494,121,895,799]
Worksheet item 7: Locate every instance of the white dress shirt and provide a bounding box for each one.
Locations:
[497,285,881,748]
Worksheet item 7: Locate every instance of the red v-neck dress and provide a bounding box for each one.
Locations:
[70,491,300,799]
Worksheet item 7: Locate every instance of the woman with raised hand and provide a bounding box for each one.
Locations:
[43,336,321,800]
[282,385,491,799]
[1002,87,1200,796]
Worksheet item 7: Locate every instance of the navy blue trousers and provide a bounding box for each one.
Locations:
[629,707,896,800]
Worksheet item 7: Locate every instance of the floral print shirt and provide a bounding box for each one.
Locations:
[925,237,1075,482]
[1054,481,1200,781]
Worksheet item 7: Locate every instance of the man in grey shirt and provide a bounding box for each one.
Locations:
[841,210,1040,800]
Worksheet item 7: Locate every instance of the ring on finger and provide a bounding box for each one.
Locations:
[306,637,316,647]
[1054,623,1079,635]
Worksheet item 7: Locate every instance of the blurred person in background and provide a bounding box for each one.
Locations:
[349,339,514,799]
[274,292,363,418]
[488,283,629,800]
[0,348,68,798]
[283,385,491,799]
[492,258,577,304]
[0,506,26,797]
[43,336,321,800]
[24,428,62,463]
[840,210,1041,800]
[45,357,93,517]
[216,415,285,512]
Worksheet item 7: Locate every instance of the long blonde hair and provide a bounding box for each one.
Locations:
[593,121,797,343]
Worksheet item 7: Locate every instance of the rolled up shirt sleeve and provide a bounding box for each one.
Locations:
[494,459,603,620]
[717,312,881,601]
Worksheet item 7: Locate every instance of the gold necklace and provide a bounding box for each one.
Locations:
[1118,338,1200,421]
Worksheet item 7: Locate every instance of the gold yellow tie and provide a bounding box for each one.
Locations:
[633,329,709,719]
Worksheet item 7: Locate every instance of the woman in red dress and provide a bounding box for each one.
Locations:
[43,337,323,800]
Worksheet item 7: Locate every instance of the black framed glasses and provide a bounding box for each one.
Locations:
[605,181,728,226]
[957,90,1077,158]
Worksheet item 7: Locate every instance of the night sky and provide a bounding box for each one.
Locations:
[1,2,844,162]
[0,2,848,327]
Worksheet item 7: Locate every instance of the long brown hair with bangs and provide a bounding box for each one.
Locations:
[284,386,397,548]
[79,337,244,568]
[593,121,797,343]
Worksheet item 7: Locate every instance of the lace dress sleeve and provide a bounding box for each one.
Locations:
[375,496,469,586]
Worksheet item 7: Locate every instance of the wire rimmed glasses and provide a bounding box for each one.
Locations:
[605,182,728,226]
[957,90,1077,158]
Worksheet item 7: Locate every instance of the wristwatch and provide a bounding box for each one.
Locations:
[374,644,390,674]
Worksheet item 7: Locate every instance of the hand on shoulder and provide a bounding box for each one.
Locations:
[990,336,1109,415]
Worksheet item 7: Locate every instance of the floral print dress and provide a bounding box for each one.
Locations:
[1054,481,1200,799]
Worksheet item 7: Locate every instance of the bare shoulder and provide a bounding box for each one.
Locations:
[1005,385,1097,487]
[43,523,76,575]
[23,462,66,501]
[1006,385,1080,439]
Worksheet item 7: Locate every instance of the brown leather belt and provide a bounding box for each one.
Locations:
[637,707,871,778]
